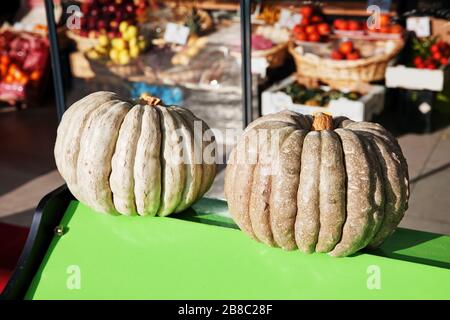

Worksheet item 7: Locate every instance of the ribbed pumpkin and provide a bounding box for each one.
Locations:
[225,111,409,257]
[55,91,216,216]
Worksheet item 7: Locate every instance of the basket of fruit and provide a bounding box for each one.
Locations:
[291,4,332,44]
[251,26,290,68]
[85,21,147,79]
[289,38,404,88]
[66,0,149,52]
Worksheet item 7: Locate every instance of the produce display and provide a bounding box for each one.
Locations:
[225,111,409,257]
[331,41,361,60]
[54,91,216,216]
[76,0,148,38]
[0,29,48,102]
[284,82,361,106]
[86,21,147,65]
[411,37,449,69]
[292,5,331,43]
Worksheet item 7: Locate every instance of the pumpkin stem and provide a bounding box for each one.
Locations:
[139,93,162,106]
[311,112,334,131]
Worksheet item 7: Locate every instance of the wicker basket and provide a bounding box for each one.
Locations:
[66,30,98,52]
[289,39,404,87]
[253,42,288,69]
[87,56,141,79]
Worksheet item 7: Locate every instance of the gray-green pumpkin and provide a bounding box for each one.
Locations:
[55,91,216,216]
[225,111,409,257]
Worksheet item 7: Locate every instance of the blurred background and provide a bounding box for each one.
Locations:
[0,0,449,271]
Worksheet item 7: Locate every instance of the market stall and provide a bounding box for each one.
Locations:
[1,0,450,301]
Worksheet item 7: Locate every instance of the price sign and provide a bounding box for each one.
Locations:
[164,23,190,45]
[406,16,431,37]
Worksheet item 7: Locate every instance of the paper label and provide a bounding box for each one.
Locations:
[164,23,190,45]
[277,9,302,29]
[251,57,269,77]
[407,16,431,37]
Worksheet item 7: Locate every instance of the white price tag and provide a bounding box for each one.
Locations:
[164,23,190,45]
[277,9,302,29]
[406,16,431,38]
[251,57,269,77]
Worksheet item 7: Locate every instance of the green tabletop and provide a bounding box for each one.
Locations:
[26,199,450,299]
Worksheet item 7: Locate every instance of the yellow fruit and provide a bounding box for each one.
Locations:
[118,50,130,65]
[94,45,108,55]
[98,35,109,47]
[113,38,127,50]
[119,21,129,33]
[126,25,138,38]
[128,37,138,48]
[138,40,146,51]
[86,49,100,60]
[129,46,140,58]
[109,48,120,62]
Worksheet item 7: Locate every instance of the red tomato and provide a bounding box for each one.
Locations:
[389,24,403,34]
[307,32,321,42]
[339,41,354,54]
[305,25,317,34]
[317,23,331,35]
[380,14,390,27]
[433,51,442,61]
[300,6,314,19]
[311,15,323,23]
[331,50,344,60]
[293,24,305,35]
[333,19,348,30]
[346,50,361,60]
[348,20,362,31]
[295,32,307,42]
[440,57,449,66]
[427,63,436,70]
[300,17,310,27]
[1,55,10,65]
[30,70,41,81]
[413,56,423,66]
[430,44,440,53]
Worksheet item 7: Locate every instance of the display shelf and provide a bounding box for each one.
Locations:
[3,186,450,300]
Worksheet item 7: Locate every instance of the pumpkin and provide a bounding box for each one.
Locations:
[225,111,409,257]
[55,91,216,216]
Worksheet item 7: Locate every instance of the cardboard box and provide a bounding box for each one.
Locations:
[386,65,449,91]
[262,75,385,121]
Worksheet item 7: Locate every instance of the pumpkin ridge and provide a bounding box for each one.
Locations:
[330,129,375,257]
[58,93,120,203]
[74,99,123,209]
[110,104,145,215]
[157,107,186,216]
[171,109,202,212]
[248,124,278,246]
[232,128,259,240]
[315,130,346,253]
[295,131,322,253]
[270,128,305,250]
[356,133,386,246]
[78,100,130,213]
[133,105,162,216]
